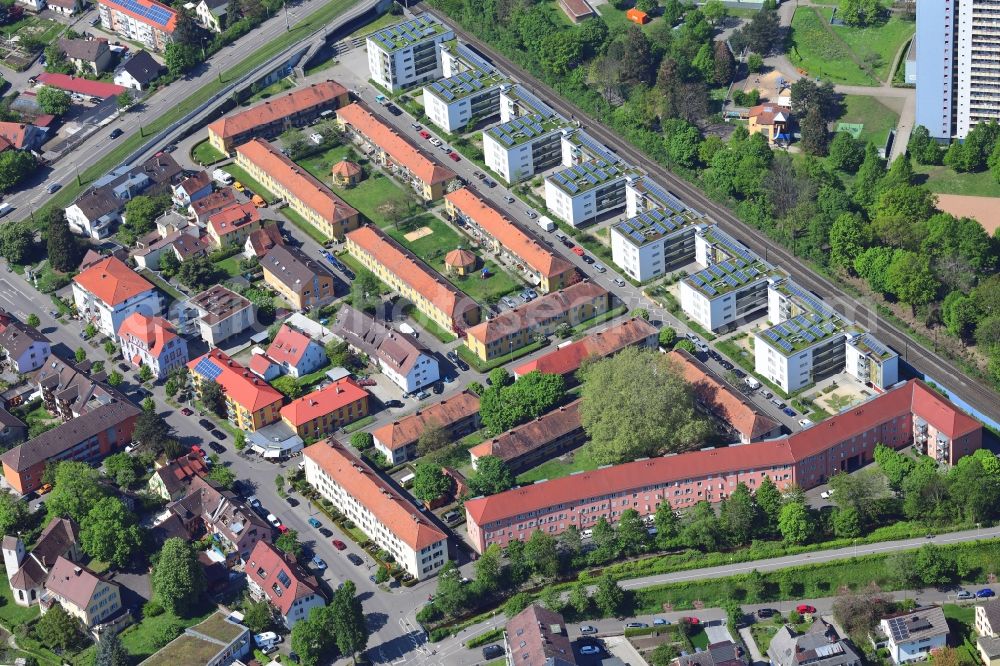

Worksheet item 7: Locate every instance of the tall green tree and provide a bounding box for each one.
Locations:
[35,603,80,650]
[200,380,226,418]
[291,605,337,666]
[351,269,382,312]
[616,508,649,556]
[720,482,762,546]
[46,211,81,272]
[778,501,813,545]
[886,250,940,311]
[525,530,560,579]
[94,630,129,666]
[852,143,886,211]
[152,538,206,617]
[36,87,71,115]
[467,456,514,497]
[331,580,368,662]
[755,476,783,530]
[595,574,625,616]
[0,151,37,193]
[0,220,35,264]
[47,461,106,524]
[81,497,144,567]
[411,463,451,503]
[0,492,28,535]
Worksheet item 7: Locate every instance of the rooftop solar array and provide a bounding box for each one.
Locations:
[782,279,839,320]
[427,69,503,102]
[640,177,690,214]
[684,254,770,298]
[508,85,556,118]
[371,16,443,52]
[702,226,757,264]
[852,332,896,360]
[114,0,174,26]
[487,113,559,147]
[194,357,222,381]
[572,130,622,165]
[455,43,495,73]
[550,160,625,195]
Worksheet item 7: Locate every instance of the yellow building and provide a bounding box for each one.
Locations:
[187,349,283,432]
[747,104,791,144]
[464,281,610,362]
[345,225,480,335]
[280,378,370,439]
[234,138,360,241]
[261,245,337,312]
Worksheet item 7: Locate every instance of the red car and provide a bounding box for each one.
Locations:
[191,445,205,457]
[419,130,431,139]
[680,616,700,625]
[332,539,347,551]
[448,152,460,162]
[181,408,193,416]
[796,604,817,614]
[572,246,585,257]
[277,525,289,534]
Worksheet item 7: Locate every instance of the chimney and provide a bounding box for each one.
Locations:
[74,567,82,576]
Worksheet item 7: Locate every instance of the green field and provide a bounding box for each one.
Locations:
[788,7,878,86]
[190,139,227,166]
[0,15,64,44]
[384,214,521,304]
[943,604,979,663]
[517,445,596,484]
[836,95,899,148]
[832,15,915,84]
[248,76,296,103]
[215,255,243,277]
[914,164,1000,197]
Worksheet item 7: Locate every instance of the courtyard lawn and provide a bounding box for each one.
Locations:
[119,606,215,662]
[517,445,596,484]
[943,604,979,664]
[835,95,899,148]
[297,144,351,180]
[384,214,522,305]
[787,7,878,86]
[832,15,915,84]
[190,139,227,166]
[215,255,243,278]
[280,206,329,245]
[913,164,1000,197]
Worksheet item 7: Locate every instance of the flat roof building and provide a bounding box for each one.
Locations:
[187,285,255,347]
[544,160,635,227]
[483,113,568,184]
[366,15,454,92]
[423,68,508,134]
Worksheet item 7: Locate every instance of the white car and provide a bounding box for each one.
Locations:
[429,137,442,147]
[798,418,813,428]
[580,646,601,655]
[309,132,323,144]
[820,489,835,500]
[253,632,279,648]
[266,513,282,528]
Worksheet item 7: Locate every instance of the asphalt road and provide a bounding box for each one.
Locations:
[418,5,1000,426]
[4,0,378,222]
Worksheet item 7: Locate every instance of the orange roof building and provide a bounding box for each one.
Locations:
[206,202,262,248]
[748,104,792,144]
[626,7,649,24]
[96,0,176,52]
[303,439,449,579]
[371,390,482,465]
[337,102,457,200]
[245,541,325,628]
[345,225,480,336]
[465,281,610,362]
[445,188,576,293]
[207,80,349,153]
[117,312,188,380]
[71,256,160,338]
[280,378,370,439]
[187,349,283,432]
[469,400,586,474]
[463,380,984,553]
[444,248,477,275]
[331,159,362,186]
[234,138,359,241]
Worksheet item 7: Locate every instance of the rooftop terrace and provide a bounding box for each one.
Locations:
[368,15,450,53]
[684,255,774,298]
[425,68,509,104]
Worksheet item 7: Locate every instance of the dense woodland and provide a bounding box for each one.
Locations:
[430,0,1000,389]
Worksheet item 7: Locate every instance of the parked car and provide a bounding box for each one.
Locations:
[484,179,497,188]
[525,288,538,300]
[482,645,504,659]
[443,511,461,524]
[38,483,53,495]
[613,278,626,287]
[308,517,322,528]
[956,590,975,600]
[783,407,797,417]
[580,646,601,655]
[285,496,299,507]
[525,209,537,219]
[473,171,485,180]
[429,137,442,147]
[311,555,327,570]
[210,430,226,441]
[820,489,834,499]
[109,128,123,139]
[415,390,430,400]
[448,152,460,162]
[624,622,648,629]
[190,445,205,457]
[181,408,193,416]
[592,262,607,273]
[410,122,422,130]
[579,625,598,634]
[501,296,518,308]
[277,525,288,534]
[208,441,226,454]
[681,616,701,625]
[247,496,262,510]
[332,539,347,551]
[386,104,402,116]
[978,589,996,598]
[582,255,595,265]
[653,618,669,626]
[266,514,282,528]
[571,246,585,256]
[197,418,214,430]
[418,130,431,139]
[796,604,817,614]
[756,608,778,618]
[347,553,364,565]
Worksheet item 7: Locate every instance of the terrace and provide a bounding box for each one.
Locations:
[758,311,854,356]
[424,69,509,104]
[615,208,701,248]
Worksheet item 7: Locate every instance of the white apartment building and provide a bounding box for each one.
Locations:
[366,15,454,92]
[680,257,772,333]
[544,159,633,227]
[303,440,449,579]
[71,257,161,338]
[439,40,497,78]
[97,0,175,52]
[916,0,1000,139]
[498,84,557,123]
[483,113,567,183]
[755,277,898,393]
[422,69,508,133]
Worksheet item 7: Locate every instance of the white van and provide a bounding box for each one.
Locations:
[212,169,234,186]
[0,203,12,218]
[536,215,556,232]
[744,376,761,390]
[253,632,279,649]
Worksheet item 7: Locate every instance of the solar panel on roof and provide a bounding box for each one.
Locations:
[800,330,815,343]
[709,265,724,278]
[652,222,667,235]
[563,179,579,194]
[691,274,704,286]
[194,357,222,381]
[630,230,645,243]
[723,274,739,288]
[499,133,513,146]
[778,339,794,352]
[861,334,892,357]
[703,284,717,296]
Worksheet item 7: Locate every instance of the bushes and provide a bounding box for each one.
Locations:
[465,627,504,648]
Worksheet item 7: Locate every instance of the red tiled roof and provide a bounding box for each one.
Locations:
[73,256,154,307]
[371,390,480,451]
[346,225,478,327]
[266,325,316,368]
[245,223,284,258]
[506,605,576,665]
[187,349,283,413]
[445,188,574,279]
[235,139,357,225]
[116,312,177,357]
[153,453,208,496]
[45,556,112,610]
[559,0,593,19]
[337,103,456,186]
[332,160,361,177]
[466,281,609,345]
[208,202,260,238]
[37,73,127,98]
[749,104,790,125]
[469,400,582,464]
[98,0,176,32]
[208,81,346,140]
[245,541,321,616]
[304,439,447,550]
[669,349,780,441]
[514,317,657,377]
[0,122,36,150]
[191,189,237,220]
[248,354,276,377]
[280,378,369,427]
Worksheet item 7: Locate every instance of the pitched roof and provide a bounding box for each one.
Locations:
[118,50,163,85]
[444,248,476,268]
[279,378,369,427]
[58,37,109,63]
[337,103,456,185]
[677,641,746,666]
[189,285,252,325]
[187,349,283,413]
[262,244,331,292]
[346,225,478,326]
[171,233,210,260]
[191,189,237,220]
[466,281,609,345]
[505,604,576,666]
[0,320,49,359]
[513,317,657,377]
[0,399,141,472]
[0,122,39,150]
[266,325,320,369]
[331,159,361,177]
[36,73,126,98]
[445,188,573,279]
[176,170,210,196]
[371,390,480,451]
[235,139,357,225]
[0,407,25,431]
[304,439,447,550]
[32,517,79,569]
[245,223,284,258]
[332,304,430,376]
[881,606,949,644]
[248,354,277,377]
[245,540,322,616]
[208,202,260,238]
[980,600,1000,633]
[98,0,176,32]
[73,256,155,307]
[669,349,780,441]
[749,104,790,125]
[152,454,208,497]
[117,312,178,357]
[45,556,114,609]
[208,81,346,139]
[469,400,582,464]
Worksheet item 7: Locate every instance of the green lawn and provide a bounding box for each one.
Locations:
[384,215,521,305]
[517,444,596,484]
[249,76,295,103]
[832,15,915,84]
[215,255,243,278]
[407,307,458,343]
[836,95,899,148]
[788,7,878,86]
[280,207,329,245]
[119,607,215,662]
[0,574,41,626]
[0,15,64,44]
[190,139,227,166]
[348,10,399,38]
[943,604,980,664]
[138,268,185,302]
[914,164,1000,197]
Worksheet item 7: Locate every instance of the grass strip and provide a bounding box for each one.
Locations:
[457,339,546,373]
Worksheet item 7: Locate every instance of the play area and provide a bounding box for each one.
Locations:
[403,226,433,242]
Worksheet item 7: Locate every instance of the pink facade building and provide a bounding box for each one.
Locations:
[464,380,982,553]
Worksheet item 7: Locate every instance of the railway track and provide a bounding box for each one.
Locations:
[420,4,1000,424]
